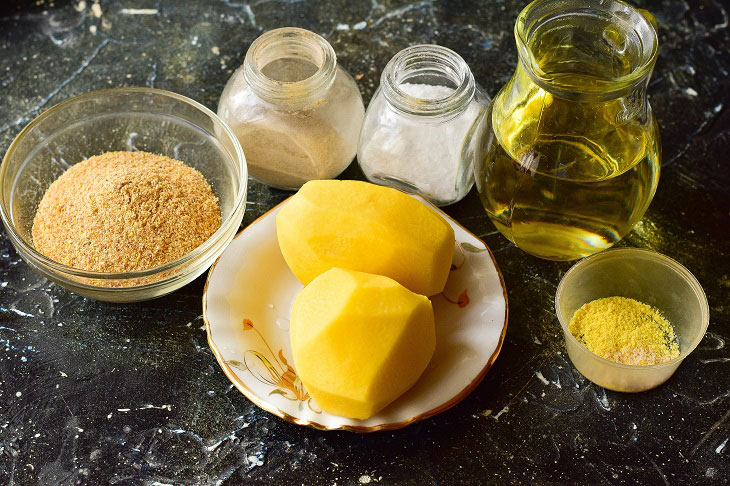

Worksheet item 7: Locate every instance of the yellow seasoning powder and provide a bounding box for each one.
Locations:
[568,296,680,366]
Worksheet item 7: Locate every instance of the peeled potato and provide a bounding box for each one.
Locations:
[290,268,436,419]
[276,180,454,296]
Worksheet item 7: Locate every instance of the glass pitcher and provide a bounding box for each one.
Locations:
[474,0,660,261]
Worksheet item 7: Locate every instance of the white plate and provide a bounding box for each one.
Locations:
[203,195,508,432]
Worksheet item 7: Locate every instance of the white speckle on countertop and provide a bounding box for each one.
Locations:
[716,438,728,454]
[493,405,509,420]
[120,8,158,15]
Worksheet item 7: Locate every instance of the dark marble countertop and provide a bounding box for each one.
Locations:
[1,0,729,484]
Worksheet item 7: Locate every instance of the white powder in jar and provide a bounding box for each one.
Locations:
[218,58,364,190]
[359,82,482,204]
[230,110,351,189]
[401,83,455,100]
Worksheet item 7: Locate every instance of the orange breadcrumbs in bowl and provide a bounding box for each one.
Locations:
[32,151,221,273]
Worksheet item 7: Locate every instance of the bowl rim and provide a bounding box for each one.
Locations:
[0,87,247,284]
[555,247,710,370]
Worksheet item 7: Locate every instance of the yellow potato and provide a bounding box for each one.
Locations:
[276,180,454,296]
[290,268,436,420]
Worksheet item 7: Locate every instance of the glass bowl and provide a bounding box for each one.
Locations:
[0,88,247,302]
[555,248,709,392]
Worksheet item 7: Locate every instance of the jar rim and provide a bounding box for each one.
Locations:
[244,27,337,103]
[515,0,659,99]
[381,44,476,118]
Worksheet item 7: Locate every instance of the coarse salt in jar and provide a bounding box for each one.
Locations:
[218,27,365,190]
[357,44,490,206]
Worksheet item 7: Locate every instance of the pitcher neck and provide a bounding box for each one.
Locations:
[514,0,658,101]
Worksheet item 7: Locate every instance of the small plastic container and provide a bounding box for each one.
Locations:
[555,248,709,392]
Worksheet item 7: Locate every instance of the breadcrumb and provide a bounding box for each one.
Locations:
[32,151,220,273]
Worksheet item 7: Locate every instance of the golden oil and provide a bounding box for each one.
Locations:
[475,2,660,260]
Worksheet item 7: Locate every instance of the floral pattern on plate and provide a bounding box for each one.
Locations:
[226,318,320,413]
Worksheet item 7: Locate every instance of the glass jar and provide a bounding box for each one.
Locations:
[357,45,490,206]
[474,0,661,260]
[218,27,365,190]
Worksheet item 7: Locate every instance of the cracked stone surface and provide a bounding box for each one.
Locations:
[1,0,729,484]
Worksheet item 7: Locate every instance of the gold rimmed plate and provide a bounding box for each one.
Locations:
[203,195,508,432]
